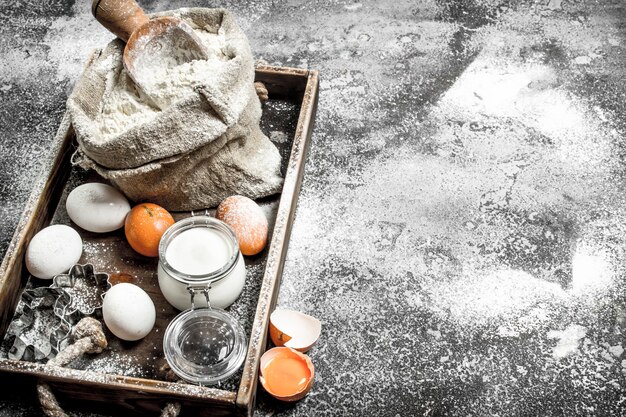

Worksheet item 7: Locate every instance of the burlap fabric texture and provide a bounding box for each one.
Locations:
[67,8,283,211]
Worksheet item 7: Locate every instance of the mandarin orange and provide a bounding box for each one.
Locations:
[124,203,175,257]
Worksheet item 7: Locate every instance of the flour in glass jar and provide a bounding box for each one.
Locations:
[165,227,231,276]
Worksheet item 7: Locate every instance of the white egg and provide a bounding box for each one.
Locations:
[103,283,156,341]
[25,224,82,279]
[66,183,130,233]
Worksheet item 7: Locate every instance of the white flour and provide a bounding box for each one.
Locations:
[547,324,588,359]
[96,26,228,138]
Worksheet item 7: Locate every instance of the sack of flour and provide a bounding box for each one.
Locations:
[67,8,283,211]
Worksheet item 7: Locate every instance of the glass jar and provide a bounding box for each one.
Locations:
[158,216,247,385]
[163,306,247,385]
[157,216,246,311]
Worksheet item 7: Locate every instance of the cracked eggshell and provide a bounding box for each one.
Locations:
[259,347,314,402]
[269,309,321,352]
[103,283,155,341]
[66,183,131,233]
[25,224,82,279]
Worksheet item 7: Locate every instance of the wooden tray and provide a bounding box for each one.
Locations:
[0,65,319,416]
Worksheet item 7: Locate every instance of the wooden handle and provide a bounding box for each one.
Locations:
[92,0,149,42]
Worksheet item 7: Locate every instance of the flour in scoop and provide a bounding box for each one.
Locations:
[96,27,228,138]
[165,227,231,276]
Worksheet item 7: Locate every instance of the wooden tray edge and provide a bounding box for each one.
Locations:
[236,68,320,415]
[0,114,75,338]
[0,359,237,403]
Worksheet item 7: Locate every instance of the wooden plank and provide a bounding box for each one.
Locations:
[255,65,309,101]
[236,69,319,416]
[0,360,236,416]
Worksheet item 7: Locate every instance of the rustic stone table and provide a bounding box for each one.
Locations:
[1,0,625,415]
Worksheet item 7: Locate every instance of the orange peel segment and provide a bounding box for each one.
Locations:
[269,309,321,353]
[259,347,314,402]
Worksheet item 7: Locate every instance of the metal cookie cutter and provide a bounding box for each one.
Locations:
[1,264,110,363]
[51,263,110,316]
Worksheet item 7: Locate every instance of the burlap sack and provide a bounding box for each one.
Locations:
[67,8,283,211]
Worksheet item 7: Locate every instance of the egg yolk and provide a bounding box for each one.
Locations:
[264,356,310,396]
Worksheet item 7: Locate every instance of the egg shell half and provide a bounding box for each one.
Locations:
[25,224,82,279]
[66,183,131,233]
[269,309,321,353]
[103,283,156,341]
[216,195,268,256]
[259,347,315,402]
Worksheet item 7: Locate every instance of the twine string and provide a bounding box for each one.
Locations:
[36,317,181,417]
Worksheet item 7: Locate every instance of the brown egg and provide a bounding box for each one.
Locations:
[216,195,268,256]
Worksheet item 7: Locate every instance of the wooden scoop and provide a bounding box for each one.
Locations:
[92,0,209,105]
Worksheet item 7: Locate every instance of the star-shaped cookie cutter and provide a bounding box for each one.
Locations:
[51,263,110,317]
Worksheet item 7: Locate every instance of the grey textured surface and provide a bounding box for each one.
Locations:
[1,0,626,416]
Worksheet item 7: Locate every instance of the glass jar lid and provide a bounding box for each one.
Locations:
[163,307,247,385]
[158,216,240,286]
